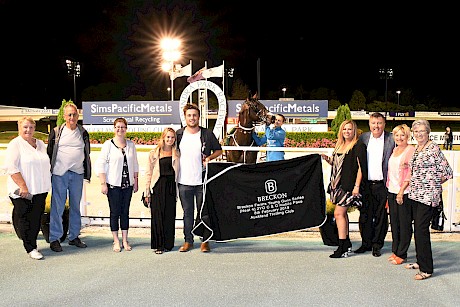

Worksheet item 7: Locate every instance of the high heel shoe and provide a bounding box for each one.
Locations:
[344,236,352,253]
[330,239,349,258]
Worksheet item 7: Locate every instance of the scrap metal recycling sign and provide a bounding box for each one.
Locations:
[192,154,326,241]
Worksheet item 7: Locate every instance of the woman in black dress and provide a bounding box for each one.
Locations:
[144,127,180,254]
[321,120,367,258]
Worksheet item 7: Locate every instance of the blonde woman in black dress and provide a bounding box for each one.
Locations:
[144,128,180,254]
[322,120,367,258]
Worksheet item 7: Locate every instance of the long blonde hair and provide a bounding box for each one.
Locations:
[154,127,176,155]
[333,120,359,155]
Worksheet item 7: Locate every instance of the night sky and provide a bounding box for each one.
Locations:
[0,1,457,109]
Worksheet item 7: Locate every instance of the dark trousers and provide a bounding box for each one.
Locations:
[388,192,413,259]
[10,193,47,253]
[107,186,133,232]
[359,182,389,249]
[444,141,453,150]
[409,198,434,274]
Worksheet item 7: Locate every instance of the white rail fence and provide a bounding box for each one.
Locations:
[1,145,460,232]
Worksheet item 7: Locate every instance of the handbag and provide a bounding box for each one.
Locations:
[329,184,362,208]
[141,192,149,208]
[431,196,446,231]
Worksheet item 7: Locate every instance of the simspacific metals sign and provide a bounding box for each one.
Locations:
[82,100,328,125]
[82,101,181,125]
[227,100,328,118]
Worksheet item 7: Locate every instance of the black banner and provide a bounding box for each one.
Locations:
[193,154,326,242]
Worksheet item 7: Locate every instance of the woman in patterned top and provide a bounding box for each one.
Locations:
[321,120,367,258]
[406,119,453,280]
[96,118,139,252]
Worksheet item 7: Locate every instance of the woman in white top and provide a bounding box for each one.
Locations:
[96,118,139,252]
[386,124,415,265]
[6,117,51,260]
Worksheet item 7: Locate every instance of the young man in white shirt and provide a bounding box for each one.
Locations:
[175,104,222,252]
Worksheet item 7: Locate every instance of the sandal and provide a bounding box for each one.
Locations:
[387,253,396,261]
[390,256,406,265]
[123,242,132,251]
[155,250,163,255]
[112,242,121,253]
[405,263,419,270]
[415,272,432,280]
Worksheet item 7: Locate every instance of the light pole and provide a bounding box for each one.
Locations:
[396,90,401,106]
[379,68,393,102]
[161,38,181,101]
[282,87,286,98]
[66,59,81,104]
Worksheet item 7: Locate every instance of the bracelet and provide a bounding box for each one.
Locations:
[101,182,106,185]
[354,185,359,188]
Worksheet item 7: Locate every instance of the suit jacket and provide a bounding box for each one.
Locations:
[359,130,395,184]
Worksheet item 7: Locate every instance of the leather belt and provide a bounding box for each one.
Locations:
[368,180,384,185]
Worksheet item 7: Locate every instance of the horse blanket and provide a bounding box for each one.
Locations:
[192,154,326,242]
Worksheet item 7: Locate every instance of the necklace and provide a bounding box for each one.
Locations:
[416,140,429,153]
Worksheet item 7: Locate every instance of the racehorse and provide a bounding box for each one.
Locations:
[225,95,273,163]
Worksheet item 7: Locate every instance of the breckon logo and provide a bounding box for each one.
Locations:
[265,180,277,194]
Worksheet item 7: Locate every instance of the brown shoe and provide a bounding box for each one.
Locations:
[179,242,193,252]
[201,242,211,253]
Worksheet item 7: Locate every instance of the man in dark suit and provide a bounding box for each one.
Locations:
[355,112,395,257]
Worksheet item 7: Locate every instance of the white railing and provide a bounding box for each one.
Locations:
[1,145,459,232]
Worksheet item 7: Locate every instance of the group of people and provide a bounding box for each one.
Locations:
[6,102,224,259]
[6,102,91,259]
[6,104,453,281]
[322,112,453,281]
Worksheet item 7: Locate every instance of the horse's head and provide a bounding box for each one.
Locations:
[244,97,274,126]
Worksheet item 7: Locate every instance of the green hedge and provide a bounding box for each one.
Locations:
[285,132,336,143]
[89,131,337,145]
[89,132,162,144]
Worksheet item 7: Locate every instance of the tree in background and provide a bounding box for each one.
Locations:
[294,85,308,99]
[330,104,351,136]
[230,79,250,99]
[328,99,341,110]
[310,87,337,100]
[348,90,366,110]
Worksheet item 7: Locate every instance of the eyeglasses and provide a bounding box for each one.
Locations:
[413,130,427,135]
[115,126,126,129]
[66,113,78,117]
